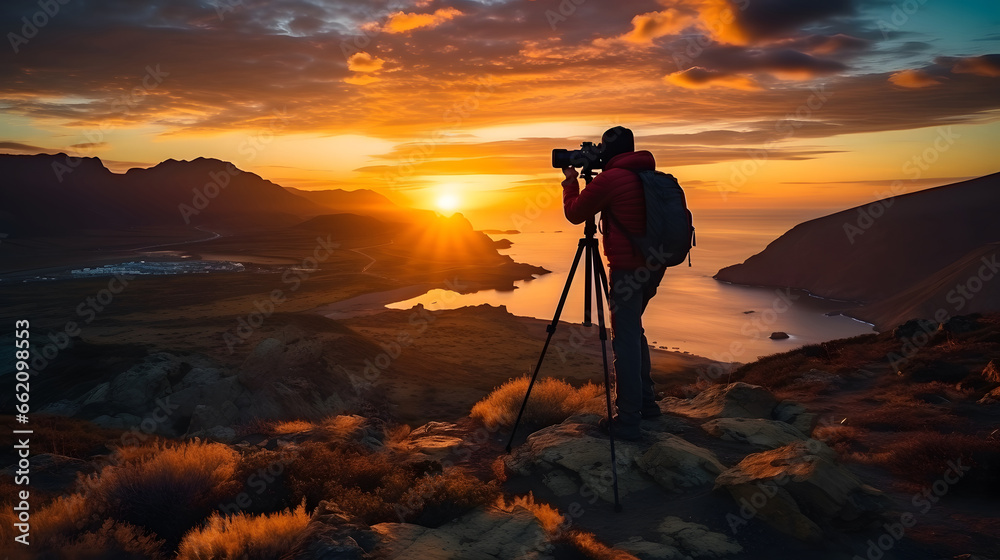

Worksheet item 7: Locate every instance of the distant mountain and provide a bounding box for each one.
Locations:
[285,186,440,226]
[285,186,394,212]
[715,173,1000,329]
[0,154,328,235]
[293,213,396,237]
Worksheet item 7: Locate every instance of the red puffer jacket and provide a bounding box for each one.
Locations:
[562,150,655,271]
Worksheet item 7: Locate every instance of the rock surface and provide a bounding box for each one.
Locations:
[506,417,725,501]
[714,441,888,540]
[370,505,554,560]
[662,382,778,419]
[701,418,810,449]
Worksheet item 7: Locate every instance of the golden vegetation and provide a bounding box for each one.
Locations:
[471,376,605,430]
[176,502,310,560]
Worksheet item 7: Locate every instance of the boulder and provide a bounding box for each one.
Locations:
[773,400,818,436]
[657,516,743,557]
[714,441,888,540]
[404,422,466,462]
[634,433,726,492]
[505,421,652,502]
[185,400,240,439]
[770,332,790,340]
[107,353,184,414]
[662,383,778,419]
[286,500,375,560]
[613,536,684,559]
[175,367,223,390]
[170,376,248,430]
[701,418,810,449]
[369,505,554,560]
[541,470,579,497]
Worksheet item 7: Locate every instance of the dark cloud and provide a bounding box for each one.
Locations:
[728,0,856,42]
[672,44,848,77]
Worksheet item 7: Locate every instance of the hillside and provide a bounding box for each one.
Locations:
[715,173,1000,329]
[0,154,326,235]
[2,306,997,559]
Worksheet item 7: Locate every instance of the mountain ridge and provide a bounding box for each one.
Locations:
[715,172,1000,330]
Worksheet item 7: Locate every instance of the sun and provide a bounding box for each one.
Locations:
[436,193,460,214]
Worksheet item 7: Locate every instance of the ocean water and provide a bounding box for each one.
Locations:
[388,209,875,362]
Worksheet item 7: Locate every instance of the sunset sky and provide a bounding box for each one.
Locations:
[1,0,998,228]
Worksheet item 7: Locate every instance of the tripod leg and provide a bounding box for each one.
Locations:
[590,240,622,512]
[506,238,588,453]
[584,238,593,327]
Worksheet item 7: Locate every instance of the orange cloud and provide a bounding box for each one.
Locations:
[347,52,385,73]
[888,69,942,88]
[695,0,750,45]
[383,7,462,34]
[664,67,761,90]
[622,9,696,43]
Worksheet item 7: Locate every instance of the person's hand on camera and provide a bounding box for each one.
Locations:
[562,167,578,182]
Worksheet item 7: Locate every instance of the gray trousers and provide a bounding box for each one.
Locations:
[608,266,665,424]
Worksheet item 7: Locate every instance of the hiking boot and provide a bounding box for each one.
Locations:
[641,402,663,419]
[598,416,642,441]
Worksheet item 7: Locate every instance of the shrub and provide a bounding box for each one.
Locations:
[398,469,500,527]
[285,442,414,523]
[83,439,242,547]
[471,377,604,430]
[50,519,167,560]
[176,502,310,560]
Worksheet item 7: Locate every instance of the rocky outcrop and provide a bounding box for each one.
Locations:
[634,433,726,492]
[614,516,743,559]
[661,382,778,419]
[701,418,810,449]
[505,416,725,502]
[714,441,888,540]
[369,505,554,560]
[34,334,358,442]
[403,421,468,463]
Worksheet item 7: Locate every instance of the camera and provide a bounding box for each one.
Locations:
[551,141,604,170]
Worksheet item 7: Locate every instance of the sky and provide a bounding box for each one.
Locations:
[1,0,999,229]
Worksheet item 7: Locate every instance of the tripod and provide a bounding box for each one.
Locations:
[505,167,623,512]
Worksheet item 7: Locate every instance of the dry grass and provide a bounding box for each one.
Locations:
[81,439,242,547]
[399,469,500,527]
[271,419,316,434]
[176,502,310,560]
[855,430,1000,492]
[471,377,604,430]
[285,441,496,526]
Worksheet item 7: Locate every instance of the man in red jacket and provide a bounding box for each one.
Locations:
[561,126,664,441]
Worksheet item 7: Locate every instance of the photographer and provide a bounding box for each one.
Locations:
[560,126,664,441]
